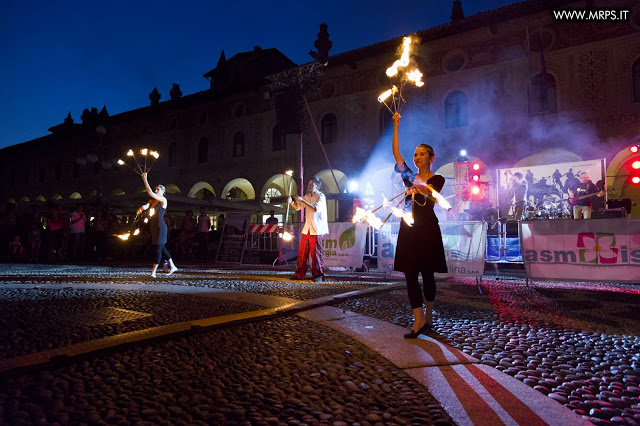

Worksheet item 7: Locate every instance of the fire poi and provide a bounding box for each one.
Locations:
[377,36,424,115]
[117,148,160,175]
[114,148,161,241]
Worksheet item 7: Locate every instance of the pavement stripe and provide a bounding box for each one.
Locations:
[464,364,547,426]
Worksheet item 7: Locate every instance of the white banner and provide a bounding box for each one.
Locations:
[520,218,640,283]
[497,159,605,215]
[377,221,486,278]
[323,222,367,269]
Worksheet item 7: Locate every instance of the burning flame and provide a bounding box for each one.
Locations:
[382,195,414,226]
[150,151,159,159]
[143,218,149,223]
[281,231,294,241]
[386,37,412,77]
[133,228,140,236]
[126,149,134,156]
[352,207,383,230]
[406,69,424,87]
[117,159,125,165]
[427,185,452,211]
[140,148,148,156]
[378,85,397,103]
[149,208,155,217]
[116,232,130,241]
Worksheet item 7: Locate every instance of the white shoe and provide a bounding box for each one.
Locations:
[151,272,156,278]
[168,266,178,275]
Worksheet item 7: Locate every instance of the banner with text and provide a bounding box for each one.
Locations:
[323,222,368,269]
[520,218,640,282]
[377,221,486,278]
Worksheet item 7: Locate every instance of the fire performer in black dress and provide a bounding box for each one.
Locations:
[391,113,447,339]
[139,173,178,277]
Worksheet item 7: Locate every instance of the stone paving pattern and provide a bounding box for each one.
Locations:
[337,277,640,425]
[0,264,639,424]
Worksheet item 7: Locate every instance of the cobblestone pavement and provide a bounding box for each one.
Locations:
[0,264,639,424]
[337,277,640,425]
[0,264,454,425]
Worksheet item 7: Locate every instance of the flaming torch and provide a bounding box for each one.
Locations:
[282,170,295,241]
[377,36,424,115]
[117,148,160,175]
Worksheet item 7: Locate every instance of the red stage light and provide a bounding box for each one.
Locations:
[472,174,480,181]
[472,163,480,171]
[471,186,481,195]
[630,145,639,153]
[632,176,640,184]
[633,160,640,170]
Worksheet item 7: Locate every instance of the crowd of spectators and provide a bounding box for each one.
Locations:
[0,201,226,264]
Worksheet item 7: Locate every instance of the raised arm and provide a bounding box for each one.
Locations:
[142,173,166,206]
[391,113,405,170]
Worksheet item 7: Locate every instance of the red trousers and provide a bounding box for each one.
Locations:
[295,232,324,279]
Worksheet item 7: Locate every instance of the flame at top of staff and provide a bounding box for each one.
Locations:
[150,151,159,159]
[126,149,134,156]
[285,170,293,177]
[140,148,148,156]
[426,185,452,211]
[117,159,125,165]
[406,69,424,87]
[378,85,397,103]
[386,37,413,77]
[281,231,294,241]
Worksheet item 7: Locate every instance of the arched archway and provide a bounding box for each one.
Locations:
[164,184,181,195]
[187,182,216,199]
[315,169,348,194]
[110,188,126,196]
[35,195,46,202]
[69,192,82,199]
[261,174,299,203]
[51,194,62,200]
[514,148,581,167]
[606,145,640,217]
[221,178,255,200]
[21,196,30,202]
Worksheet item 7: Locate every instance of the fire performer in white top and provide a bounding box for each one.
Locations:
[288,176,328,282]
[391,112,447,339]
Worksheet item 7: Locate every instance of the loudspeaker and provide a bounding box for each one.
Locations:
[595,208,626,219]
[275,88,304,134]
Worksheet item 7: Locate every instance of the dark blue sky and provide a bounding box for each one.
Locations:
[0,0,519,150]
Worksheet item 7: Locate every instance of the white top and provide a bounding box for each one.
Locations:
[292,191,328,236]
[70,211,86,234]
[197,214,211,232]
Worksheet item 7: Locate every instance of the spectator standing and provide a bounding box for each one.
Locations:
[197,207,211,259]
[70,204,87,259]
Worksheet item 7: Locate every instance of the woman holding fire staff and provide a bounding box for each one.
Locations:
[391,112,447,339]
[139,172,178,277]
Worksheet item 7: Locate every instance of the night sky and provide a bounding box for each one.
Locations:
[0,0,519,150]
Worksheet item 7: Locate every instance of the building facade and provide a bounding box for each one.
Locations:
[2,0,640,218]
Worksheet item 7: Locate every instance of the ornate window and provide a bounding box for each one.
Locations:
[198,137,208,163]
[263,187,282,204]
[233,132,245,158]
[444,91,468,128]
[321,113,337,144]
[529,73,557,114]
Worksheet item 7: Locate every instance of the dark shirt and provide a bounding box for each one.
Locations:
[569,181,599,206]
[511,180,527,204]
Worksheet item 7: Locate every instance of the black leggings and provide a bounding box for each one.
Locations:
[156,244,172,264]
[405,270,436,309]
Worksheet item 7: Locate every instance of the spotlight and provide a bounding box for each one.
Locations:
[459,149,467,157]
[348,181,359,192]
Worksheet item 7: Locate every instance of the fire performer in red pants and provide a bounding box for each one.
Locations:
[288,176,328,282]
[391,112,447,339]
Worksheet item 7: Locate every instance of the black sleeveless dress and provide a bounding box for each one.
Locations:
[393,162,448,274]
[150,203,167,245]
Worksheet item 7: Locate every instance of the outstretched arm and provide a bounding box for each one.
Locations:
[391,113,405,170]
[142,173,165,204]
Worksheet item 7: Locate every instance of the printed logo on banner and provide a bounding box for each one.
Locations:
[524,232,640,265]
[339,226,356,250]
